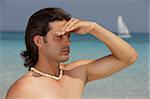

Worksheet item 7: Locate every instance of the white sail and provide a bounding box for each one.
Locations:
[117,15,131,38]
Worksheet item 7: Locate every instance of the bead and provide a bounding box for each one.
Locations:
[30,64,63,80]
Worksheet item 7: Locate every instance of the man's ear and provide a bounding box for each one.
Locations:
[33,35,44,48]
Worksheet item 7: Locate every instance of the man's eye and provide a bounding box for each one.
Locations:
[54,36,62,40]
[56,35,63,38]
[67,33,71,38]
[54,33,70,39]
[69,34,71,37]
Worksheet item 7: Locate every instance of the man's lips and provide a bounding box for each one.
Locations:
[61,49,70,55]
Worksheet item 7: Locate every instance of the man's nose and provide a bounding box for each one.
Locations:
[63,36,71,46]
[64,40,71,46]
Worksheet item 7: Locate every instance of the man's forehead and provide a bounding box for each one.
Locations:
[48,20,67,34]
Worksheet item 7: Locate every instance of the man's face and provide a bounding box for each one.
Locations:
[41,20,71,62]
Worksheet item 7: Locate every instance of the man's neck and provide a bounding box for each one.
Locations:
[34,60,61,77]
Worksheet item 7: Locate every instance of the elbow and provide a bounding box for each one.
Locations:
[128,51,138,65]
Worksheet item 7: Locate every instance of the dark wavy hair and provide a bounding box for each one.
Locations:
[21,7,71,69]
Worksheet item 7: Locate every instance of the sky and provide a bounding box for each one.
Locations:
[0,0,149,33]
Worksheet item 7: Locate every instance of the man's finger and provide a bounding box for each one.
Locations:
[61,18,75,33]
[66,23,80,32]
[66,19,79,31]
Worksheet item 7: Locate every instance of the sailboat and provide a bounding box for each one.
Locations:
[117,15,131,38]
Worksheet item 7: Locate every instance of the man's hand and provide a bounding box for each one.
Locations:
[56,18,97,35]
[58,17,138,84]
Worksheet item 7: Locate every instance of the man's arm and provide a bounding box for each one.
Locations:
[5,79,32,99]
[5,78,41,99]
[60,18,138,83]
[82,23,138,83]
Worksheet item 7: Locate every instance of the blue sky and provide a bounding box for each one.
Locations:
[0,0,149,33]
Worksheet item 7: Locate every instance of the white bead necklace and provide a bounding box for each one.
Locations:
[30,65,63,80]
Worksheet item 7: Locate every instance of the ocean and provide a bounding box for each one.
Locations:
[0,32,149,99]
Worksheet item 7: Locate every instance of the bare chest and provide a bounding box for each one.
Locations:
[27,64,86,99]
[35,75,85,99]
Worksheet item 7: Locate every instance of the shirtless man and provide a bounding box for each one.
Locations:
[5,8,138,99]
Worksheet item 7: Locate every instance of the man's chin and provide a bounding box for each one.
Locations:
[59,55,70,62]
[60,59,68,62]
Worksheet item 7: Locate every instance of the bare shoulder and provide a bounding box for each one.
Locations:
[63,59,95,82]
[63,59,95,70]
[5,72,40,99]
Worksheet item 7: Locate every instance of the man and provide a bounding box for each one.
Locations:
[6,8,138,99]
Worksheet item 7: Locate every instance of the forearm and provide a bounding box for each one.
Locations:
[90,23,138,63]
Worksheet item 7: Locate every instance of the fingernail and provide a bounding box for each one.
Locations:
[66,28,70,31]
[55,32,59,36]
[63,31,66,35]
[58,32,62,35]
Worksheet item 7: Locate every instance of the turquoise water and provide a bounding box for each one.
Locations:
[0,32,149,99]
